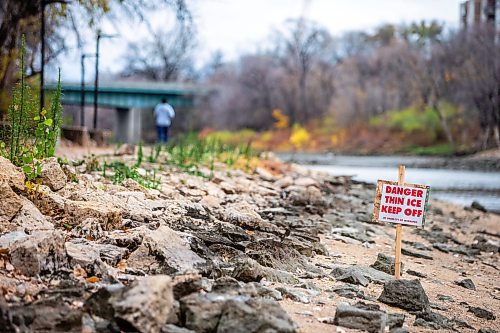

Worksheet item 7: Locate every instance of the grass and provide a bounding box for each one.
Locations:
[404,143,455,156]
[164,133,255,178]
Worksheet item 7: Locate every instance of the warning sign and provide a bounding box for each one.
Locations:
[373,180,430,227]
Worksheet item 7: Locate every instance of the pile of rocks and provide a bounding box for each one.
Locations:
[0,153,499,333]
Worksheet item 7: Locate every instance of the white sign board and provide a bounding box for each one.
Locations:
[373,180,430,227]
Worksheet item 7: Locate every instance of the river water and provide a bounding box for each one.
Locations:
[277,154,500,213]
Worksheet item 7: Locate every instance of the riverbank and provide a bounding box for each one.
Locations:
[277,148,500,172]
[0,152,499,332]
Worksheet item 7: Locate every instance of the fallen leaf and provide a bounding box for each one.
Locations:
[86,276,100,283]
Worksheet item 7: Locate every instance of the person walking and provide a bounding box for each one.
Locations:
[153,98,175,143]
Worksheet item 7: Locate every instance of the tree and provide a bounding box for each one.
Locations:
[273,19,334,123]
[0,0,190,115]
[121,22,196,81]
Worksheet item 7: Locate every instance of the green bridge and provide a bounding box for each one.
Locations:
[45,81,206,143]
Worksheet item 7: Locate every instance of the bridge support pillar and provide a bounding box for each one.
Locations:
[115,107,142,143]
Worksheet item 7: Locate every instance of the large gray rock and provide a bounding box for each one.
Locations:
[64,200,122,230]
[128,226,205,274]
[334,302,387,333]
[378,279,429,312]
[370,253,403,276]
[0,181,23,222]
[0,156,25,191]
[216,297,298,333]
[40,157,67,191]
[86,275,174,333]
[66,239,128,269]
[414,310,452,330]
[223,202,265,229]
[231,257,266,282]
[180,293,297,333]
[275,286,319,304]
[7,230,66,276]
[8,197,54,233]
[332,265,393,285]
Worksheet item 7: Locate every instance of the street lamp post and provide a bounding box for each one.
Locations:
[92,32,116,129]
[80,53,95,127]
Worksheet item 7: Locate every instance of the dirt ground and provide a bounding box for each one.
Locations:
[277,199,500,333]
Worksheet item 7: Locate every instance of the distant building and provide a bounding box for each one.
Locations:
[460,0,499,29]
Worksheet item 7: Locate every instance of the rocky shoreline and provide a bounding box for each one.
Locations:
[0,152,499,333]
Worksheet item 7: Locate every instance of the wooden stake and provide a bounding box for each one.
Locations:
[394,164,405,279]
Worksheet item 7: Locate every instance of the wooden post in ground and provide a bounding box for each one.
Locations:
[394,164,405,279]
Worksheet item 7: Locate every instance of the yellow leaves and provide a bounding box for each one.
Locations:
[25,179,44,201]
[289,124,311,150]
[86,276,100,283]
[272,109,289,129]
[330,134,339,146]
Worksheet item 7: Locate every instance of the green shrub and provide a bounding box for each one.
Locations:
[0,36,63,180]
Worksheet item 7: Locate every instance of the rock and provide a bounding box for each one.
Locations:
[472,235,499,253]
[437,294,454,302]
[65,239,100,269]
[337,270,370,287]
[114,143,136,156]
[180,293,297,333]
[216,297,298,333]
[8,197,54,232]
[332,226,374,244]
[40,157,67,191]
[478,329,498,333]
[287,185,328,213]
[8,230,66,276]
[172,274,205,299]
[0,181,23,222]
[0,292,83,332]
[332,284,368,300]
[414,310,452,330]
[390,328,409,333]
[275,286,319,304]
[274,176,293,188]
[294,177,318,187]
[455,278,476,290]
[333,302,387,333]
[113,276,174,333]
[231,257,265,282]
[0,156,25,191]
[471,200,487,212]
[128,226,205,274]
[401,248,433,260]
[406,270,426,278]
[64,200,122,230]
[180,293,245,332]
[468,306,496,320]
[370,253,403,275]
[378,279,429,312]
[66,239,127,270]
[387,312,405,330]
[255,167,275,181]
[161,324,195,333]
[223,202,265,229]
[86,275,174,333]
[332,265,393,285]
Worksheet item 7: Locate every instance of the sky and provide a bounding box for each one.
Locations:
[52,0,465,82]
